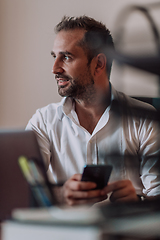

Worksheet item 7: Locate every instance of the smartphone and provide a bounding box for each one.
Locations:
[81,165,112,189]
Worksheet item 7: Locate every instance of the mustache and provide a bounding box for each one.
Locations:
[55,74,71,81]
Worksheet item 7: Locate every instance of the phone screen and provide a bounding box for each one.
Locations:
[81,165,112,189]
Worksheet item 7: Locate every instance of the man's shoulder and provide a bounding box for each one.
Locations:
[39,101,62,113]
[115,89,155,111]
[31,98,65,123]
[110,88,157,121]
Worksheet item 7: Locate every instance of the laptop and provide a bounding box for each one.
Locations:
[0,130,56,221]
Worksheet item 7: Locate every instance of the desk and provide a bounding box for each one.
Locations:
[1,206,103,240]
[2,214,160,240]
[1,202,160,240]
[2,221,101,240]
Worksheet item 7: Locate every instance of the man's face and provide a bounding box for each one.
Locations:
[51,29,95,99]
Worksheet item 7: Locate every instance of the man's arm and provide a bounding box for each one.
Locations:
[139,119,160,197]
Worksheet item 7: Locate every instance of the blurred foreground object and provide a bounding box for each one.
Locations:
[113,2,160,75]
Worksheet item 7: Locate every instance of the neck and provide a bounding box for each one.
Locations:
[74,85,111,134]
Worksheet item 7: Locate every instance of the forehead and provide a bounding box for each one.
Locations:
[53,29,85,53]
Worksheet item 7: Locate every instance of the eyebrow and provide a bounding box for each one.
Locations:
[50,51,74,57]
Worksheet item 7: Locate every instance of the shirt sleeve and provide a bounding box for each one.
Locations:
[26,109,55,183]
[139,118,160,197]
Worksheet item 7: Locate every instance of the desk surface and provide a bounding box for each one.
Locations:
[2,199,160,240]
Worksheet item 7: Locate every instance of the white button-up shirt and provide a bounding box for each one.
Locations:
[26,85,160,197]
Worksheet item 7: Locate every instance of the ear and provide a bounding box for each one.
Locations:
[94,53,106,76]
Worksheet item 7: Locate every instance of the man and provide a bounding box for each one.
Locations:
[26,16,160,206]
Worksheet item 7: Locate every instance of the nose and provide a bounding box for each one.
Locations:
[52,58,64,74]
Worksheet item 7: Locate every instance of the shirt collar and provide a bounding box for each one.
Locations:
[57,97,74,120]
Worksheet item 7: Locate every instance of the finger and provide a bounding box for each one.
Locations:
[65,179,97,191]
[109,186,137,203]
[104,179,132,194]
[109,189,130,202]
[70,173,82,181]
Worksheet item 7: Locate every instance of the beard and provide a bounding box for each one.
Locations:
[57,66,95,101]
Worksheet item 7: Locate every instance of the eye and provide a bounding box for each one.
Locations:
[51,55,56,63]
[64,55,72,61]
[51,51,56,59]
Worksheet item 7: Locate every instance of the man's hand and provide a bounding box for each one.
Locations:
[54,176,139,206]
[102,179,139,203]
[59,173,108,206]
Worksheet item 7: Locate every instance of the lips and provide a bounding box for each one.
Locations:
[56,78,69,86]
[57,78,68,82]
[55,74,70,86]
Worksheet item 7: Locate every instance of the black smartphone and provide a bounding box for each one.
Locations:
[81,165,112,189]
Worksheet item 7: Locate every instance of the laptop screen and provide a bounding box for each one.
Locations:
[0,130,56,221]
